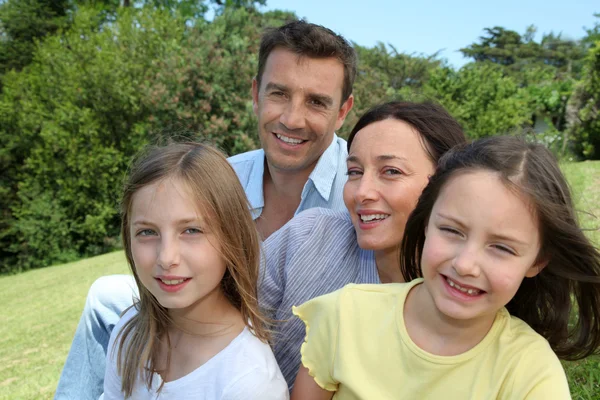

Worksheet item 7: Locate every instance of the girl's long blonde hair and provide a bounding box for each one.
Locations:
[115,142,268,397]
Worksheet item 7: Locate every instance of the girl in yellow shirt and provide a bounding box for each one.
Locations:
[292,135,600,400]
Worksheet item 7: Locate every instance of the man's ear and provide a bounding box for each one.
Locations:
[335,94,354,131]
[525,258,549,278]
[252,78,259,116]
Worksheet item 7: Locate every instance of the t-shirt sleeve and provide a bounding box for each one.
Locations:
[220,367,289,400]
[511,342,572,399]
[292,288,343,392]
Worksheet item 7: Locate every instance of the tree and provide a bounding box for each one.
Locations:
[0,0,69,77]
[568,16,600,159]
[421,63,532,139]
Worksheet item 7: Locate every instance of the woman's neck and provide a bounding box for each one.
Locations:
[403,283,496,356]
[375,247,404,283]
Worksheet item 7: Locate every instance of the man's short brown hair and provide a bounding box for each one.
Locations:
[256,20,357,104]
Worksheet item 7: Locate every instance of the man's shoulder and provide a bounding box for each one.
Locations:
[227,148,264,165]
[227,149,264,190]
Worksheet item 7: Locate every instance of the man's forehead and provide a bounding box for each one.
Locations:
[260,48,345,100]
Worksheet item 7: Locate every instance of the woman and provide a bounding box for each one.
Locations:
[260,101,467,388]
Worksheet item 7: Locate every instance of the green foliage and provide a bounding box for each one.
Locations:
[460,26,586,75]
[138,7,294,155]
[422,63,532,139]
[569,41,600,159]
[0,0,69,77]
[341,43,442,137]
[0,6,187,272]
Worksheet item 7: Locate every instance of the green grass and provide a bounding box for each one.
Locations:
[0,251,129,400]
[0,161,599,399]
[561,160,600,400]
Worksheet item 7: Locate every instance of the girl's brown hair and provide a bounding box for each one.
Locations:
[115,142,268,396]
[401,135,600,360]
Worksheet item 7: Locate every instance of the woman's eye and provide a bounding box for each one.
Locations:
[137,229,156,237]
[383,168,402,176]
[184,228,202,235]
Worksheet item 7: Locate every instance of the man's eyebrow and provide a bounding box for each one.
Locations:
[264,82,288,92]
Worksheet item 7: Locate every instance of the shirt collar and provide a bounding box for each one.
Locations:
[307,134,343,202]
[245,150,265,217]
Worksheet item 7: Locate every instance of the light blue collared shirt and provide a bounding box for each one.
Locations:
[228,134,349,219]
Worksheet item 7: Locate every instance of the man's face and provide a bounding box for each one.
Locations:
[252,47,353,175]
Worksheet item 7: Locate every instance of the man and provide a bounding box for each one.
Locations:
[54,20,356,399]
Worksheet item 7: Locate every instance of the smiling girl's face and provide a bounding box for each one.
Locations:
[343,118,435,253]
[129,177,227,315]
[420,170,546,326]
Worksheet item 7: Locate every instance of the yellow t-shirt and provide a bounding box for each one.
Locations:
[292,279,571,400]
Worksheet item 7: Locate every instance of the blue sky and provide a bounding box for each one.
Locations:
[260,0,599,68]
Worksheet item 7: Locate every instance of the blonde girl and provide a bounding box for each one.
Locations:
[103,143,288,399]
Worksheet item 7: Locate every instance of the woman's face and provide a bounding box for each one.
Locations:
[343,118,436,252]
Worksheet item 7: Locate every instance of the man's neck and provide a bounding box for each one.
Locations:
[255,161,315,239]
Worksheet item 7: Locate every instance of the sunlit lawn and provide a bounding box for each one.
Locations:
[0,161,598,399]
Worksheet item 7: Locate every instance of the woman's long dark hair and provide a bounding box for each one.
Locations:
[348,101,467,164]
[401,135,600,360]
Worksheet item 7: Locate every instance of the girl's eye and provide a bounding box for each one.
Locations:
[383,168,402,176]
[492,244,516,255]
[137,229,156,237]
[440,226,462,236]
[183,228,202,235]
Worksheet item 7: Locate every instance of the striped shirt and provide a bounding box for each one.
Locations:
[260,207,381,389]
[228,135,350,219]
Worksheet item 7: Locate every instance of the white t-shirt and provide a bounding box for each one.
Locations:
[103,307,289,400]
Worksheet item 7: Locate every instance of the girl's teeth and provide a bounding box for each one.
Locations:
[360,214,388,222]
[277,134,303,144]
[446,278,481,296]
[160,278,186,285]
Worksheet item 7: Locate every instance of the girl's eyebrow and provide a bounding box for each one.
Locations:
[132,217,203,226]
[435,212,467,229]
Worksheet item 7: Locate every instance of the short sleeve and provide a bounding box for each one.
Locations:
[292,288,343,392]
[511,342,571,399]
[221,367,289,400]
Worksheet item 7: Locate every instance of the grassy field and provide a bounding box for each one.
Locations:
[0,161,599,400]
